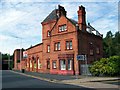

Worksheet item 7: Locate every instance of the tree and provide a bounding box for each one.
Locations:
[103,31,120,57]
[113,32,120,56]
[2,53,14,69]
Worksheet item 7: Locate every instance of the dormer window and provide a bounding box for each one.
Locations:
[59,24,67,32]
[47,31,51,37]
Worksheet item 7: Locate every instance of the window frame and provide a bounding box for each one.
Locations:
[96,47,100,54]
[66,40,73,50]
[68,59,72,70]
[47,31,51,37]
[52,61,57,69]
[54,42,61,51]
[38,58,41,69]
[90,49,94,55]
[47,45,50,53]
[58,24,67,32]
[47,60,50,69]
[60,59,66,70]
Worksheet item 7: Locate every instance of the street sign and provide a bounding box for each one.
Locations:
[77,55,85,60]
[23,51,28,58]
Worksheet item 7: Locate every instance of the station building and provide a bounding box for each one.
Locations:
[14,5,103,75]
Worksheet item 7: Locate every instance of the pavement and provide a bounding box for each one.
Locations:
[11,70,120,89]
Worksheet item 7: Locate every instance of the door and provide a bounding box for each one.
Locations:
[80,64,91,75]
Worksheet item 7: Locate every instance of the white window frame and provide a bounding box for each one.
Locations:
[60,60,66,70]
[55,43,57,50]
[47,45,50,52]
[70,41,72,49]
[59,24,67,32]
[66,41,69,50]
[55,42,60,51]
[66,41,72,50]
[58,42,60,50]
[38,59,41,69]
[53,61,57,69]
[47,31,50,37]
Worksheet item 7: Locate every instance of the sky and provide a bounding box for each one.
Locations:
[0,0,119,55]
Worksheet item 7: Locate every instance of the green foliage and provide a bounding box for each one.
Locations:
[2,54,13,60]
[89,56,120,76]
[103,31,120,57]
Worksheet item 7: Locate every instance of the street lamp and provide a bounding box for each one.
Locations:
[20,38,22,71]
[10,35,22,71]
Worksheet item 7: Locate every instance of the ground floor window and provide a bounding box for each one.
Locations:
[47,61,50,69]
[60,59,73,70]
[34,60,36,69]
[30,60,32,68]
[68,59,72,70]
[27,60,29,67]
[52,61,57,69]
[38,59,41,69]
[60,60,66,70]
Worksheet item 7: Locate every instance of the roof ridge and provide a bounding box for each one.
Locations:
[42,9,58,23]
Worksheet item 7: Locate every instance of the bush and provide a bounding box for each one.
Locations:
[89,56,120,76]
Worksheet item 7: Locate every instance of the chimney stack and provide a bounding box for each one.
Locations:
[56,5,67,18]
[77,5,86,31]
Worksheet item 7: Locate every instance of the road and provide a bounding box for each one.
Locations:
[2,70,93,89]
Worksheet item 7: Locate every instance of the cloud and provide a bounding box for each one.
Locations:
[2,0,119,2]
[0,10,28,28]
[0,1,118,54]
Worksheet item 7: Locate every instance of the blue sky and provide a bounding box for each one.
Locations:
[0,0,119,55]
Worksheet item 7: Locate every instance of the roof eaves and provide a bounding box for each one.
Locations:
[26,43,43,50]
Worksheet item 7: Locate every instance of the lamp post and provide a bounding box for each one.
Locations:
[20,38,22,71]
[10,35,22,71]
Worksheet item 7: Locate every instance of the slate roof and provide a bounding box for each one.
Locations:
[42,9,78,26]
[42,9,58,23]
[68,18,78,26]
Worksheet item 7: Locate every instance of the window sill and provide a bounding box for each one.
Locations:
[52,68,57,69]
[65,49,73,50]
[54,50,61,51]
[96,53,100,55]
[90,54,94,56]
[58,30,67,33]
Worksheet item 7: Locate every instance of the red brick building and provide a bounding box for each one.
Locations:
[14,49,24,70]
[14,5,103,75]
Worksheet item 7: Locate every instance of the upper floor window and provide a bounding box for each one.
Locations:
[66,41,72,50]
[90,49,94,55]
[47,45,50,53]
[47,31,51,37]
[54,42,60,51]
[59,24,67,32]
[96,47,100,54]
